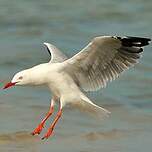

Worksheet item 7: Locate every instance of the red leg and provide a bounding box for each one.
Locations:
[42,102,62,139]
[31,98,55,135]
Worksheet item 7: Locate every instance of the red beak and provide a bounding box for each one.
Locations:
[3,82,16,89]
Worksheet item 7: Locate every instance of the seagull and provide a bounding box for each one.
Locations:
[3,36,151,139]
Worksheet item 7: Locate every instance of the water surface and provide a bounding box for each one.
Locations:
[0,0,152,152]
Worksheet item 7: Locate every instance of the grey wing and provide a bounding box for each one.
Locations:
[64,36,151,91]
[43,42,68,63]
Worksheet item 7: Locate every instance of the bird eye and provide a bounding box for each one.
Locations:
[18,76,23,80]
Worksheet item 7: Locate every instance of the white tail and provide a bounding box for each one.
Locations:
[72,94,111,119]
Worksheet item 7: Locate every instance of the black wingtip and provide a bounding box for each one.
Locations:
[116,36,151,47]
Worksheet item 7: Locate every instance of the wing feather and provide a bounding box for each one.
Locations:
[63,36,150,91]
[43,42,67,63]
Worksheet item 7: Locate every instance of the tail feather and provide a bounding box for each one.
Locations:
[77,95,111,119]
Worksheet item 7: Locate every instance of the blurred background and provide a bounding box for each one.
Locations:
[0,0,152,151]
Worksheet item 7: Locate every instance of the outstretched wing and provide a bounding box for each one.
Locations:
[43,42,68,63]
[64,36,151,91]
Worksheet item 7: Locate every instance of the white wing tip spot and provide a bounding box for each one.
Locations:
[43,42,49,46]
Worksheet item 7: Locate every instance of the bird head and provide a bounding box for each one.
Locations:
[3,70,30,89]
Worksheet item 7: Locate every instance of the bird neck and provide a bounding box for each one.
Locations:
[28,63,49,86]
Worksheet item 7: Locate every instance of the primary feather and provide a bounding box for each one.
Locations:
[64,36,151,91]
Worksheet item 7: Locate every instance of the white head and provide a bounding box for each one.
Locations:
[3,70,31,89]
[3,63,49,89]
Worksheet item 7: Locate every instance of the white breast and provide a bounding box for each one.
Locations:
[47,68,82,104]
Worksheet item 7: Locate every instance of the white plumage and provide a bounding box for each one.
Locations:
[3,36,151,139]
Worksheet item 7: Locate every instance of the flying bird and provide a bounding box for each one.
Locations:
[3,36,151,139]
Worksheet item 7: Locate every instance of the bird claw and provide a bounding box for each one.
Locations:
[31,123,44,135]
[41,128,53,140]
[41,136,47,140]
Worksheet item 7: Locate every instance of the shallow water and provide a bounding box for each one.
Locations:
[0,0,152,152]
